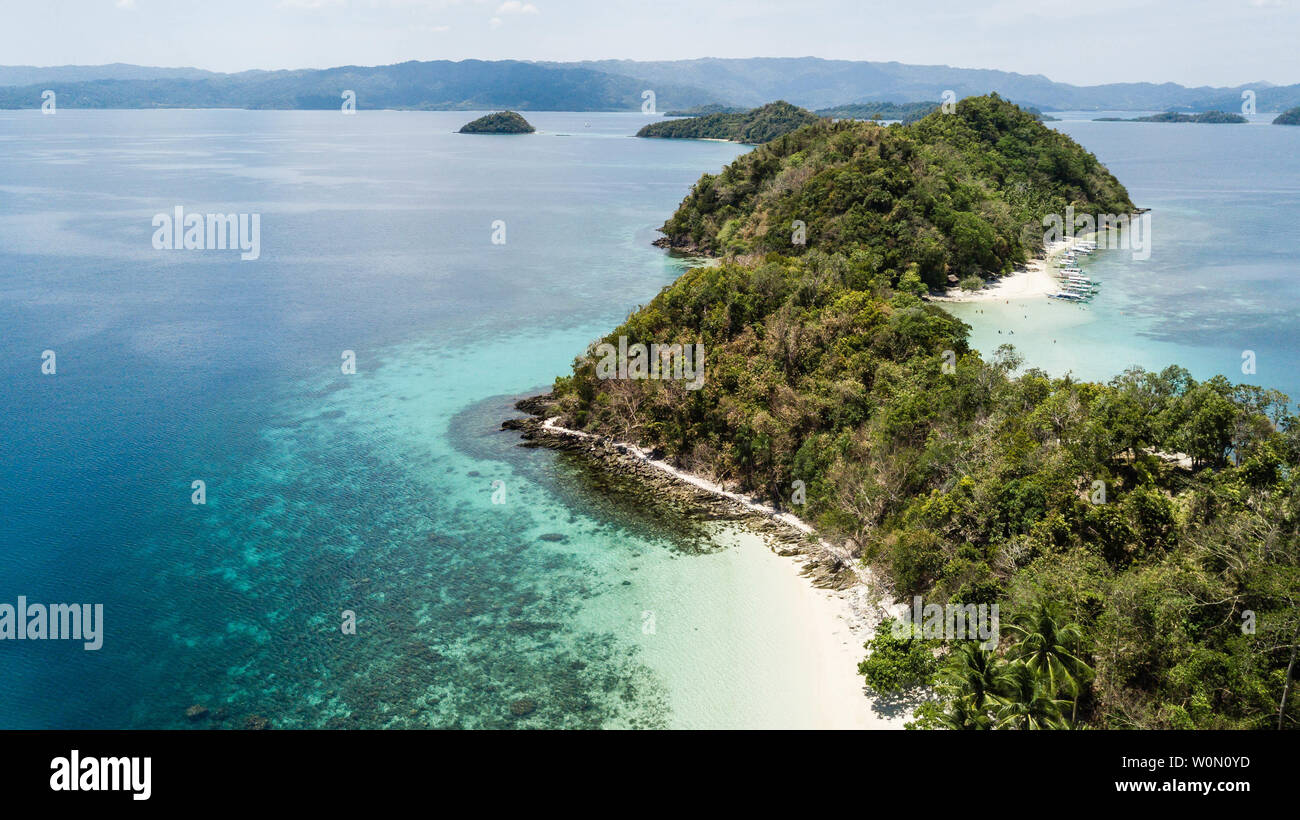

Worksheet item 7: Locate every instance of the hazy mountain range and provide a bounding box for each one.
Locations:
[2,57,1297,112]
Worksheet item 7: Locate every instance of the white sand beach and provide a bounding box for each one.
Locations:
[541,417,911,729]
[930,237,1091,303]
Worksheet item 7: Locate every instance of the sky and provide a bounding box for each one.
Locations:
[2,0,1298,88]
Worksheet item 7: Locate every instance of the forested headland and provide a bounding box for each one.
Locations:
[635,101,820,144]
[1274,107,1300,125]
[1096,111,1247,123]
[534,95,1300,730]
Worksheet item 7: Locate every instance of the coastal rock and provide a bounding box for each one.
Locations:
[243,715,271,731]
[504,395,887,596]
[513,394,555,416]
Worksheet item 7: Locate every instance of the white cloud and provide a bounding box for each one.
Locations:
[279,0,348,8]
[495,1,539,15]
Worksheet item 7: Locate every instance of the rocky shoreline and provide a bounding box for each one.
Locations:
[502,395,903,635]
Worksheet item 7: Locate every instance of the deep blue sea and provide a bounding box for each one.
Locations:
[1,108,1297,728]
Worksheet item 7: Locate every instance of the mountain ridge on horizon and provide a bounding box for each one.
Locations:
[1,57,1295,112]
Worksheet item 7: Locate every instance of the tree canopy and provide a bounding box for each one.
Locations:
[655,94,1134,290]
[636,101,820,144]
[542,95,1300,730]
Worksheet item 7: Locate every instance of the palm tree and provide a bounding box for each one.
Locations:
[937,694,993,730]
[944,641,1009,710]
[993,661,1072,730]
[935,641,1012,729]
[1004,599,1093,720]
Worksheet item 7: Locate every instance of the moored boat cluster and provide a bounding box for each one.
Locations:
[1048,240,1100,303]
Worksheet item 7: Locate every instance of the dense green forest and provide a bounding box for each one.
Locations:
[654,95,1133,290]
[662,104,746,117]
[458,110,535,133]
[1274,107,1300,125]
[1096,111,1247,123]
[816,101,943,123]
[813,100,1054,124]
[635,101,821,143]
[540,95,1300,730]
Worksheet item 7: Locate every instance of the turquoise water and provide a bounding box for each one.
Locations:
[947,114,1300,399]
[1,110,805,728]
[3,108,1298,728]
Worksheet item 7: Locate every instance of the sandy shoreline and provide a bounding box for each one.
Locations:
[535,416,911,729]
[929,236,1092,303]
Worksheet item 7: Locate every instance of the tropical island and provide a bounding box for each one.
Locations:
[650,96,1130,290]
[1274,107,1300,125]
[662,104,745,117]
[1095,110,1247,123]
[816,101,943,123]
[636,101,820,144]
[817,101,1059,124]
[458,110,535,133]
[513,94,1300,730]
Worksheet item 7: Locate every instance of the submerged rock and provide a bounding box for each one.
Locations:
[509,698,537,717]
[243,715,271,731]
[185,704,208,722]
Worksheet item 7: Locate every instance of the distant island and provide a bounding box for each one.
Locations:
[636,101,820,144]
[662,104,745,117]
[1274,107,1300,125]
[818,100,1058,124]
[1095,110,1246,123]
[816,101,940,123]
[459,111,535,134]
[5,59,1300,113]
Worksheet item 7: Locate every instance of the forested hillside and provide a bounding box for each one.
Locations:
[636,101,820,144]
[656,95,1133,290]
[538,95,1300,730]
